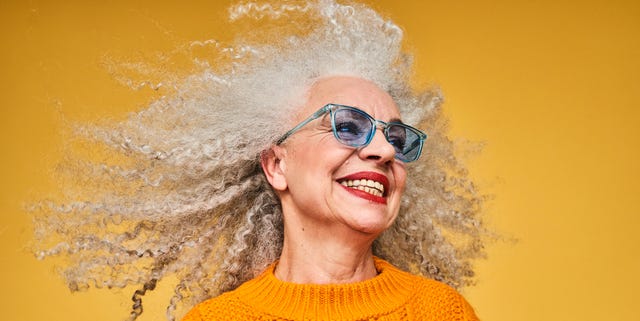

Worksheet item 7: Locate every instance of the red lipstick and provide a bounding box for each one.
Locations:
[336,171,389,204]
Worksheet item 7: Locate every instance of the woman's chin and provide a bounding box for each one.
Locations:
[341,214,394,236]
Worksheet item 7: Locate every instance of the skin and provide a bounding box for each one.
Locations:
[261,76,407,285]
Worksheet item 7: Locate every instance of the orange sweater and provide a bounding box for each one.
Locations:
[181,257,479,321]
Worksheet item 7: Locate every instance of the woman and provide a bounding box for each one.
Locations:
[33,1,485,320]
[181,75,479,320]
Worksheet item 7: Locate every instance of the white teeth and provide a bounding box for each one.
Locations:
[339,179,385,197]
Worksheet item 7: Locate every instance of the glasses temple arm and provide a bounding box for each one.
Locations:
[275,105,332,145]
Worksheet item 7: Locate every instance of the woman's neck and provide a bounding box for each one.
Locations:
[275,225,378,284]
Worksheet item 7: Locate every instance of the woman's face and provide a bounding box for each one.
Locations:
[272,76,407,236]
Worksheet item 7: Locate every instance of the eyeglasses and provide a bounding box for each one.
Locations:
[276,104,427,162]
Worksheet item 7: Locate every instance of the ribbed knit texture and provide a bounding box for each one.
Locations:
[181,257,479,321]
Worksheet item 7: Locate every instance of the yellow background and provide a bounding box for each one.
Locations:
[2,1,639,320]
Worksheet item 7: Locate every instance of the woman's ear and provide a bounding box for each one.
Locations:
[260,145,288,191]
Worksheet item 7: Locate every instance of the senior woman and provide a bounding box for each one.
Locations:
[33,1,485,321]
[180,75,479,320]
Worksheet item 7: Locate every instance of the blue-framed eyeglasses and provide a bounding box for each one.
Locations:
[276,104,427,162]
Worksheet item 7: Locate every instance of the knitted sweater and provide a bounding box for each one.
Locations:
[181,257,479,321]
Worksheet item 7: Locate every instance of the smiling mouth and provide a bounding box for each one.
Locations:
[339,179,385,197]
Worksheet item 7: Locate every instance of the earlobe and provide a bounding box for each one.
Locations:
[260,146,288,191]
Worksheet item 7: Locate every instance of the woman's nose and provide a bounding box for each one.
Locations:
[358,129,396,164]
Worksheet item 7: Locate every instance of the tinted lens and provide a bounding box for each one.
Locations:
[387,124,423,162]
[332,108,373,146]
[330,105,425,162]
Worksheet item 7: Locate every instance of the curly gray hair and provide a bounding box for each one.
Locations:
[32,1,486,320]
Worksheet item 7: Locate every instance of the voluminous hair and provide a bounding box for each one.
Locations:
[32,1,486,320]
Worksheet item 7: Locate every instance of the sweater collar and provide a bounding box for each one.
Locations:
[232,257,417,320]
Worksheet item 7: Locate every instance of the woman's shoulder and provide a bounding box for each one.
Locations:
[180,291,245,321]
[375,258,480,321]
[409,277,479,321]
